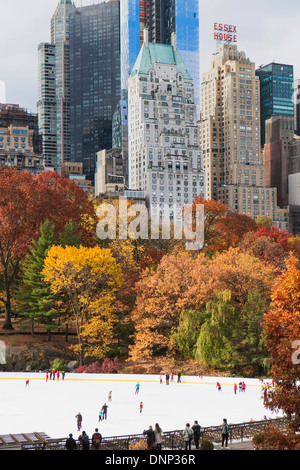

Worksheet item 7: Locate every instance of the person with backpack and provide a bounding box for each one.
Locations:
[192,420,201,450]
[183,423,193,450]
[91,428,102,450]
[221,418,229,449]
[78,431,90,450]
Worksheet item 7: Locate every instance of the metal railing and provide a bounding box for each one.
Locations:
[13,417,290,451]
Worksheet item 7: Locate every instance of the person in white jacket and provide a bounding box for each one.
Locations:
[183,423,193,450]
[154,423,164,450]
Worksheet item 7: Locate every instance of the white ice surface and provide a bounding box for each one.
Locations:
[0,372,282,440]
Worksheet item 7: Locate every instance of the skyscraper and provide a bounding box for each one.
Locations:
[38,0,75,171]
[37,43,57,168]
[198,43,289,231]
[38,0,121,181]
[69,1,121,181]
[256,62,294,147]
[121,0,200,112]
[128,30,205,215]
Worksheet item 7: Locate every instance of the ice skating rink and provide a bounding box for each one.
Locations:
[0,372,282,439]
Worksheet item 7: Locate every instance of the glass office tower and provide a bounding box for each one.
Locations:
[256,63,294,147]
[69,2,121,181]
[120,0,200,112]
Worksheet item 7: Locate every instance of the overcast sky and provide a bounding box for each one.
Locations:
[1,0,300,112]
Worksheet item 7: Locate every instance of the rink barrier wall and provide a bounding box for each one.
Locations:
[0,416,290,450]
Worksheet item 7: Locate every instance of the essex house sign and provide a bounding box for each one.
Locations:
[214,22,238,43]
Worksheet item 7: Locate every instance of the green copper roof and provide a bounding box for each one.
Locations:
[131,42,192,80]
[60,0,75,5]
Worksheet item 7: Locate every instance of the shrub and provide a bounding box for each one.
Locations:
[50,358,69,372]
[77,358,124,374]
[129,439,147,450]
[200,439,214,450]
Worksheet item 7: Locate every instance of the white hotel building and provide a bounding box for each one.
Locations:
[128,29,205,219]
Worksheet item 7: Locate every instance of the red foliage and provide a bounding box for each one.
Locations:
[0,168,97,329]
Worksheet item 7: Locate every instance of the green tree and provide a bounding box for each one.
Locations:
[16,220,61,338]
[170,309,207,358]
[195,291,236,369]
[58,220,82,248]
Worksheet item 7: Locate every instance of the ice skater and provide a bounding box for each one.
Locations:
[101,403,108,420]
[139,402,143,414]
[108,390,112,402]
[216,381,222,391]
[233,383,237,394]
[75,412,82,431]
[135,382,141,395]
[98,410,103,422]
[25,379,29,387]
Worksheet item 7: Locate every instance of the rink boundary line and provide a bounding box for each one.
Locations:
[0,377,268,387]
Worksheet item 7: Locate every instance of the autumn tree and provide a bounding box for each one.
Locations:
[262,256,300,433]
[240,225,297,270]
[130,247,275,372]
[42,246,123,365]
[191,197,257,255]
[0,168,97,330]
[129,251,196,361]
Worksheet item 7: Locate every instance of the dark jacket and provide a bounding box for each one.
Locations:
[65,437,77,450]
[143,429,155,442]
[192,423,201,437]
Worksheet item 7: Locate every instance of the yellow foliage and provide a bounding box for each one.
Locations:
[42,246,123,363]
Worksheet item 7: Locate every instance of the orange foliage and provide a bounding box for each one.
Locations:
[263,256,300,431]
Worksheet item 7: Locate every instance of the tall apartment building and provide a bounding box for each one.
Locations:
[128,30,205,216]
[198,44,288,231]
[256,63,294,147]
[293,79,300,137]
[264,115,294,208]
[121,0,200,112]
[69,1,121,181]
[38,0,75,171]
[0,104,44,174]
[37,43,56,168]
[38,0,120,181]
[288,139,300,235]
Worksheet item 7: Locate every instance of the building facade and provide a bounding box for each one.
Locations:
[198,44,288,231]
[128,30,205,217]
[256,63,294,147]
[69,1,121,181]
[94,147,125,197]
[264,115,294,208]
[0,104,44,174]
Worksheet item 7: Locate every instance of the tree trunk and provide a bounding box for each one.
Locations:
[3,290,13,330]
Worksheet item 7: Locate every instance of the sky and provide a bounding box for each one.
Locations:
[1,0,300,113]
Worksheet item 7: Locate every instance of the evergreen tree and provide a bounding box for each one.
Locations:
[16,220,61,338]
[58,220,82,248]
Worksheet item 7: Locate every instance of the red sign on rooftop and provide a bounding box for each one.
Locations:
[214,23,237,43]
